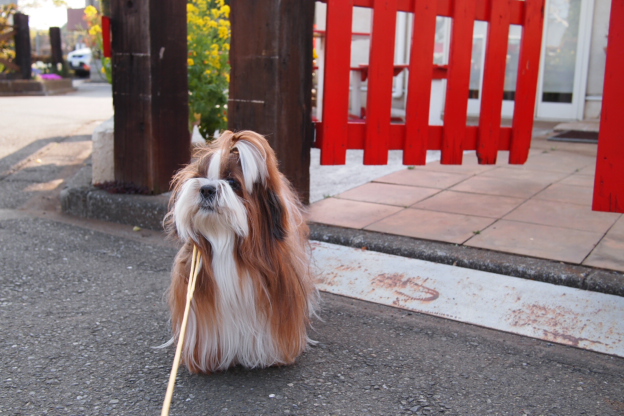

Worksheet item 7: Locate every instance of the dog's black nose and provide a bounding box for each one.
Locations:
[200,184,217,199]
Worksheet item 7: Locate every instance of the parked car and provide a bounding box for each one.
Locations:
[67,48,92,77]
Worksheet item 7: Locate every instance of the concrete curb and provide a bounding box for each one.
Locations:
[309,224,624,298]
[60,180,624,298]
[60,185,169,231]
[0,79,76,96]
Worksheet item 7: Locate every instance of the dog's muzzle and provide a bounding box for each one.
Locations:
[199,184,217,209]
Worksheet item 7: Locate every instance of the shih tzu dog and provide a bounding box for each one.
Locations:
[164,130,317,373]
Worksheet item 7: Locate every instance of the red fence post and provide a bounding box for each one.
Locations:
[403,0,437,166]
[441,0,477,165]
[477,0,511,165]
[592,0,624,213]
[102,16,112,58]
[363,0,398,165]
[319,0,353,165]
[510,0,545,164]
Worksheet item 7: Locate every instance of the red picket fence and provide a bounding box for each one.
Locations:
[314,0,545,166]
[592,0,624,213]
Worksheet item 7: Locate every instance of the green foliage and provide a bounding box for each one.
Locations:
[83,5,112,83]
[0,4,18,74]
[187,0,231,140]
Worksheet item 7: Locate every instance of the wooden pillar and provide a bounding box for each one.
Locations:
[49,27,63,69]
[13,13,31,80]
[110,0,190,194]
[593,0,624,213]
[228,0,315,204]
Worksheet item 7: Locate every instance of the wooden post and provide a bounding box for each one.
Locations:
[228,0,315,204]
[49,27,63,69]
[593,0,624,213]
[110,0,189,194]
[13,13,32,80]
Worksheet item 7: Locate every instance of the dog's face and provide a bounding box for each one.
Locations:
[168,131,284,244]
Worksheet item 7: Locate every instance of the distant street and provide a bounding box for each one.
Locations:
[0,80,113,175]
[0,82,623,415]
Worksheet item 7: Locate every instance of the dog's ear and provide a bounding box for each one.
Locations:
[234,139,268,193]
[266,189,287,241]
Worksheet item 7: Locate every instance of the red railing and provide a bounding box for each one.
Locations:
[314,0,545,166]
[102,16,112,58]
[592,0,624,213]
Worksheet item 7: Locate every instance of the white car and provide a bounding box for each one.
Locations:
[67,47,92,76]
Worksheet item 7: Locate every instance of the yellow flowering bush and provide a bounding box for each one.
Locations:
[188,0,231,139]
[83,5,112,83]
[0,4,17,74]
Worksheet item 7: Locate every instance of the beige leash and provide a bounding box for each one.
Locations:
[161,244,202,416]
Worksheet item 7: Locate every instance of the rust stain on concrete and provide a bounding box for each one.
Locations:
[372,273,440,303]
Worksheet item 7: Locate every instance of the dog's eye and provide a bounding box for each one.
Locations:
[226,178,241,191]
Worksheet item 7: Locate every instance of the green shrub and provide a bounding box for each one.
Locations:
[0,4,18,74]
[187,0,231,140]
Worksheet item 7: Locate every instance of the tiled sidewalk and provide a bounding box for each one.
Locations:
[309,135,624,273]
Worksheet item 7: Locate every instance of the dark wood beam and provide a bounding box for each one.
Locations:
[228,0,315,204]
[49,27,63,69]
[110,0,190,194]
[13,13,31,80]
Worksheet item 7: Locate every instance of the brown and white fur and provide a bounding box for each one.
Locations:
[164,130,317,373]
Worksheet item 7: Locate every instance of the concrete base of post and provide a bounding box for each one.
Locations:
[0,79,75,96]
[92,117,115,184]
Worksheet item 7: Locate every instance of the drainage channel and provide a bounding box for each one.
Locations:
[311,241,624,357]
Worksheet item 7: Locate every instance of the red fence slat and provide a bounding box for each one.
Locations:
[592,0,624,213]
[509,0,545,164]
[477,0,511,164]
[320,0,354,165]
[363,0,398,165]
[403,0,437,165]
[102,16,112,58]
[441,0,477,164]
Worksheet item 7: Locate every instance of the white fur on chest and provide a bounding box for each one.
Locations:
[185,231,281,371]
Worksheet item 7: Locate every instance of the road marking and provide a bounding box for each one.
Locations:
[312,241,624,357]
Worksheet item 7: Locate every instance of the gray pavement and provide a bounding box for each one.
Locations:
[1,213,624,415]
[1,82,624,416]
[0,81,113,175]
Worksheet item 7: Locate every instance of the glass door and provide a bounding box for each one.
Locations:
[536,0,594,120]
[467,22,522,121]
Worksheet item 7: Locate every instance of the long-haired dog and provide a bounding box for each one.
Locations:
[164,130,317,373]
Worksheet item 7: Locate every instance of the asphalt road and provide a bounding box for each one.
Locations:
[0,81,113,176]
[1,82,623,416]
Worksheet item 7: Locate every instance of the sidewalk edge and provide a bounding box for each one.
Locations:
[309,223,624,298]
[61,185,169,231]
[60,184,624,298]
